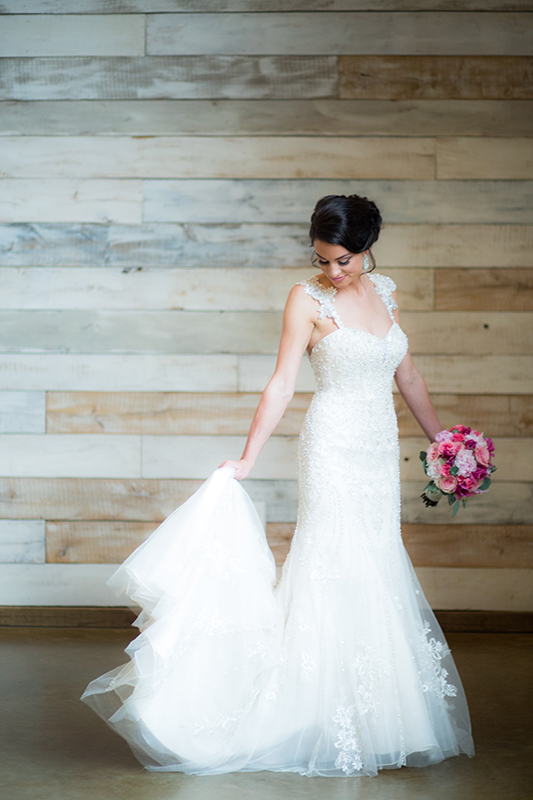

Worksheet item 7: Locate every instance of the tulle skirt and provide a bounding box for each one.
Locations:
[81,467,474,776]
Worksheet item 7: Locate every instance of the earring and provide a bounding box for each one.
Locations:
[363,252,370,272]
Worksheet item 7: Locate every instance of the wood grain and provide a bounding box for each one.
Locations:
[238,354,533,394]
[2,99,532,137]
[0,477,530,524]
[147,12,533,56]
[0,180,142,224]
[437,138,533,180]
[46,391,533,438]
[0,57,338,101]
[435,269,533,311]
[0,354,238,391]
[1,223,531,268]
[46,520,154,564]
[2,2,532,12]
[1,136,436,180]
[0,391,45,433]
[0,14,144,57]
[0,520,45,564]
[261,522,533,568]
[143,179,533,224]
[0,267,432,311]
[2,309,531,355]
[0,562,530,610]
[340,56,533,99]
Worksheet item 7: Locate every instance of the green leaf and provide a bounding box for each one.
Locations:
[452,501,460,517]
[450,465,459,476]
[462,499,467,508]
[490,465,497,473]
[419,451,427,462]
[480,477,492,491]
[448,493,456,506]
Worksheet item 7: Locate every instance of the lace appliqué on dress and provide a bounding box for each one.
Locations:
[418,622,458,702]
[298,275,344,330]
[332,703,363,774]
[367,273,398,318]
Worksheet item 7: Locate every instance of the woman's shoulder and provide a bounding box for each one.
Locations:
[295,274,336,301]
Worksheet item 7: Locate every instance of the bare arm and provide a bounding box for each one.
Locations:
[391,293,442,442]
[220,285,315,479]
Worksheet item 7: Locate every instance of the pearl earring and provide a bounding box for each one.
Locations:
[363,253,370,272]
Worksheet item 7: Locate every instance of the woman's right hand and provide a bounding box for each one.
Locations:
[219,458,254,481]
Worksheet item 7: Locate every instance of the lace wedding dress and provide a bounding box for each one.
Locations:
[81,273,474,777]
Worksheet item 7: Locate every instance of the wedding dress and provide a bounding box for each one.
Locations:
[81,273,474,777]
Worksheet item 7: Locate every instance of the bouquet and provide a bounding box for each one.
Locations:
[420,425,496,517]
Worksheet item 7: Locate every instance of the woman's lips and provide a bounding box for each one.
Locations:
[331,275,346,282]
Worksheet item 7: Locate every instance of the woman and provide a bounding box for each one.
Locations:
[81,194,474,777]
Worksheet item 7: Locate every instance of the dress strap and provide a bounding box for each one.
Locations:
[367,273,398,321]
[297,275,344,329]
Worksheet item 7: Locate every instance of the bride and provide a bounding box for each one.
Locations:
[81,194,475,777]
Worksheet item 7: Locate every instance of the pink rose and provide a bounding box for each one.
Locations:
[452,431,465,442]
[426,442,440,462]
[464,438,477,450]
[439,440,462,460]
[440,462,451,477]
[452,425,471,435]
[486,437,495,454]
[436,475,458,493]
[435,430,453,443]
[474,443,490,467]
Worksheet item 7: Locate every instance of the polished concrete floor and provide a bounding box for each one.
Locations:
[1,628,531,800]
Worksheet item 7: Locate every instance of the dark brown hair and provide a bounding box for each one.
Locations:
[309,195,382,265]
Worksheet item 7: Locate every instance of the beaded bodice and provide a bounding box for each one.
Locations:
[298,273,409,396]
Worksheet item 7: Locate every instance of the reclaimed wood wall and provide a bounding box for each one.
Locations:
[0,1,532,613]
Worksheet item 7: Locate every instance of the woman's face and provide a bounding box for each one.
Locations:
[313,240,366,288]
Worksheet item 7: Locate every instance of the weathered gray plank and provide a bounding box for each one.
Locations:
[435,269,533,311]
[2,99,531,137]
[437,137,533,180]
[0,57,338,101]
[0,354,238,391]
[0,434,142,478]
[238,354,533,394]
[0,520,45,564]
[0,180,142,224]
[340,56,533,100]
[1,310,531,355]
[0,391,45,433]
[0,15,144,57]
[0,267,431,311]
[147,13,533,56]
[0,563,122,606]
[1,136,435,180]
[2,2,531,12]
[143,179,533,224]
[1,223,532,269]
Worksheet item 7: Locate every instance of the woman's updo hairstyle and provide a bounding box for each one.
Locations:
[309,194,382,273]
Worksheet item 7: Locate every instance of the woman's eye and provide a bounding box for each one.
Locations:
[338,260,351,266]
[318,260,329,266]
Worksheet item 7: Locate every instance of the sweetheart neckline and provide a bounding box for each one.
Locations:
[309,321,398,356]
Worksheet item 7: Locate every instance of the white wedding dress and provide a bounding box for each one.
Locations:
[81,273,474,777]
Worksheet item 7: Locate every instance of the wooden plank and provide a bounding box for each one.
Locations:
[1,136,436,180]
[0,180,142,224]
[374,225,533,267]
[264,522,533,568]
[395,394,533,438]
[2,309,531,355]
[0,434,141,478]
[437,138,533,180]
[0,57,338,101]
[0,476,530,524]
[147,12,533,56]
[238,354,533,394]
[0,15,144,57]
[415,568,533,612]
[0,390,45,433]
[0,267,433,311]
[2,2,532,13]
[0,520,45,564]
[44,520,533,569]
[0,562,530,609]
[143,179,533,224]
[46,391,533,438]
[340,56,533,99]
[1,223,531,269]
[0,354,238,391]
[0,223,311,268]
[400,437,532,482]
[0,564,125,606]
[142,434,298,480]
[2,99,532,137]
[435,269,533,311]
